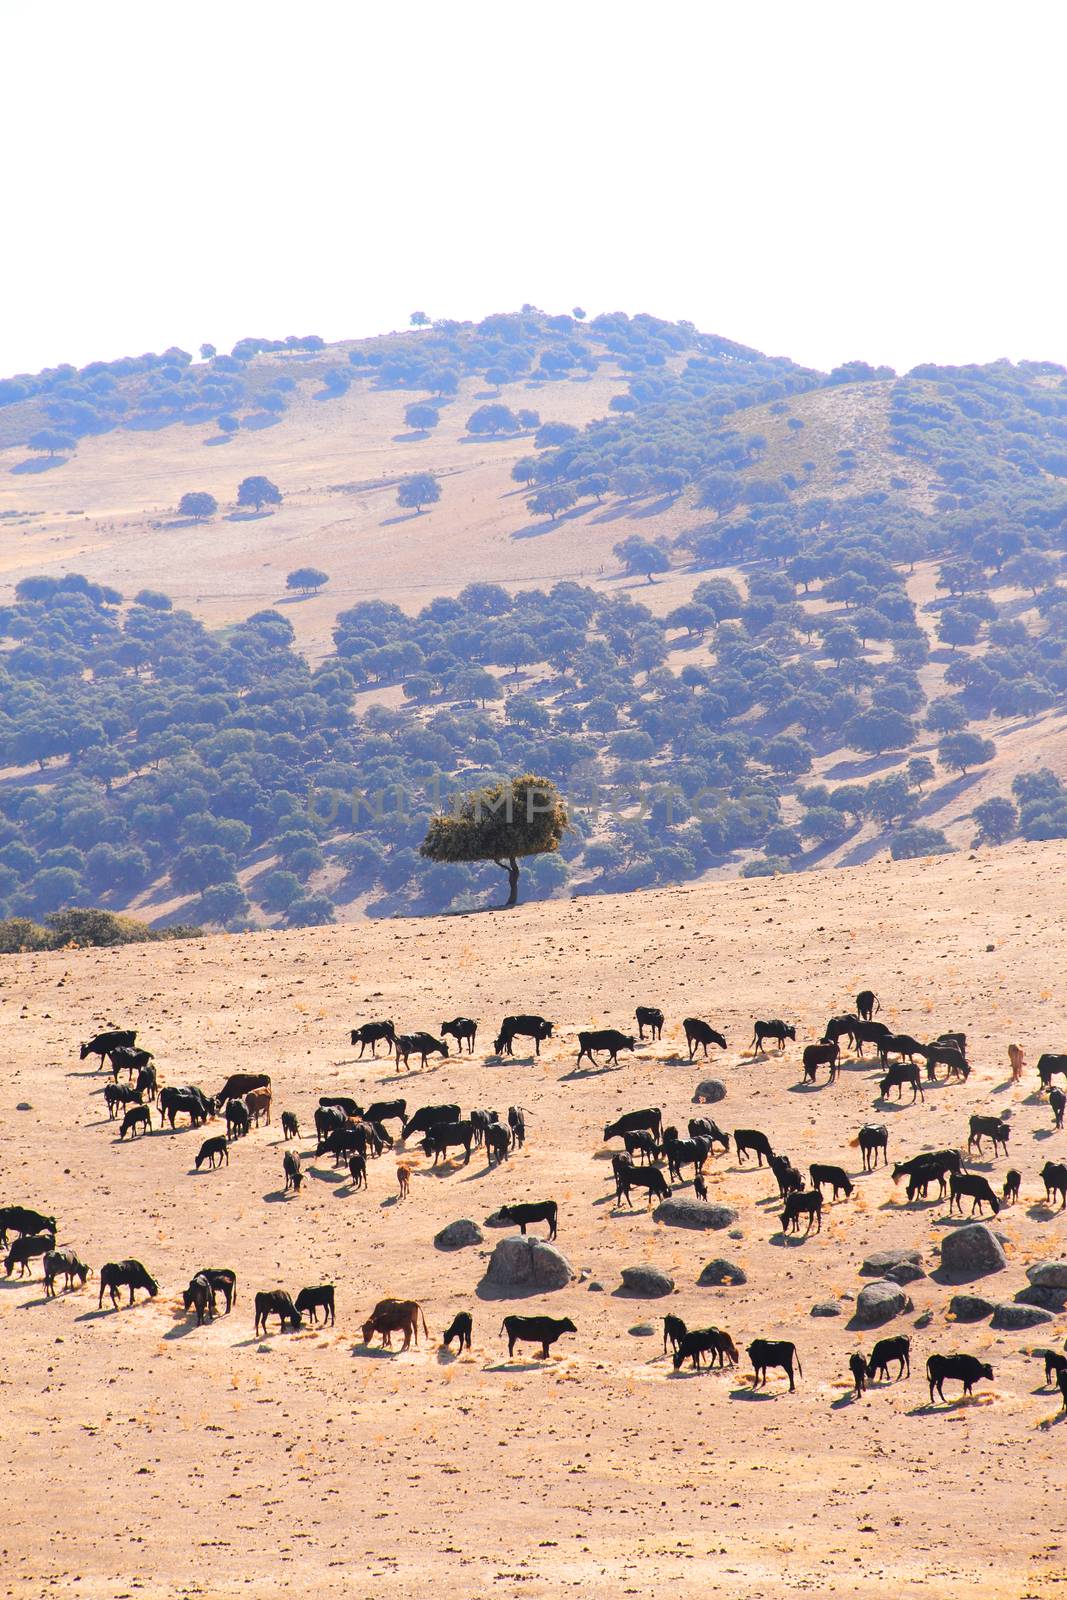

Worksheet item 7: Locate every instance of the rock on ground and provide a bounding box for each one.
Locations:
[991,1302,1053,1330]
[949,1293,996,1321]
[434,1219,483,1250]
[1016,1284,1067,1311]
[697,1258,747,1286]
[692,1080,726,1104]
[485,1236,574,1290]
[1026,1260,1067,1289]
[861,1247,923,1276]
[811,1300,842,1317]
[653,1199,737,1231]
[619,1266,674,1297]
[853,1279,913,1327]
[939,1224,1007,1280]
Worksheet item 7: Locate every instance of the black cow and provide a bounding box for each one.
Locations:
[664,1136,711,1183]
[1002,1168,1021,1205]
[365,1099,406,1128]
[879,1063,924,1102]
[1049,1087,1066,1130]
[751,1020,795,1055]
[0,1206,56,1246]
[1040,1161,1067,1209]
[401,1104,461,1141]
[672,1327,739,1371]
[867,1336,911,1382]
[734,1129,774,1167]
[770,1154,803,1199]
[443,1312,473,1352]
[877,1034,926,1067]
[663,1314,688,1354]
[314,1105,346,1151]
[194,1135,229,1171]
[824,1014,860,1050]
[254,1290,303,1336]
[802,1041,839,1084]
[950,1173,1001,1216]
[319,1096,364,1118]
[43,1248,90,1296]
[350,1021,395,1058]
[394,1032,449,1070]
[501,1314,575,1359]
[809,1163,854,1200]
[1039,1349,1067,1387]
[856,990,879,1022]
[623,1129,659,1164]
[134,1065,158,1100]
[284,1151,302,1193]
[927,1353,993,1403]
[850,1353,867,1396]
[852,1019,893,1055]
[968,1115,1009,1157]
[227,1100,250,1140]
[470,1108,499,1147]
[196,1267,236,1313]
[159,1087,212,1129]
[683,1018,727,1059]
[636,1006,664,1041]
[892,1149,963,1201]
[99,1259,158,1307]
[1037,1053,1067,1088]
[421,1120,474,1166]
[109,1046,154,1082]
[604,1108,662,1143]
[687,1118,729,1153]
[348,1153,367,1189]
[493,1016,553,1056]
[748,1339,801,1392]
[119,1106,151,1139]
[856,1123,888,1170]
[497,1201,558,1240]
[80,1029,136,1069]
[295,1285,335,1326]
[780,1190,822,1234]
[440,1017,477,1054]
[281,1111,299,1141]
[5,1231,55,1277]
[104,1082,139,1118]
[183,1273,216,1324]
[508,1106,526,1149]
[611,1155,670,1207]
[577,1029,635,1067]
[923,1042,970,1082]
[485,1124,511,1166]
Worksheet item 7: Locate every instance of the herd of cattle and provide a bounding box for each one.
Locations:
[4,994,1067,1405]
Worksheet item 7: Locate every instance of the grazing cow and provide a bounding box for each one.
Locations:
[577,1029,635,1067]
[281,1111,299,1141]
[688,1118,729,1153]
[80,1029,136,1069]
[197,1267,236,1313]
[1039,1349,1067,1387]
[612,1155,670,1207]
[623,1129,659,1164]
[493,1016,554,1057]
[1050,1087,1067,1131]
[967,1115,1009,1157]
[105,1082,139,1118]
[950,1173,1000,1216]
[923,1042,970,1082]
[361,1298,428,1351]
[254,1290,302,1336]
[4,1231,55,1277]
[636,1006,664,1041]
[283,1151,302,1193]
[850,1352,867,1396]
[856,990,880,1022]
[227,1100,250,1140]
[350,1021,396,1058]
[927,1352,993,1404]
[183,1273,216,1324]
[867,1336,911,1382]
[1036,1053,1067,1088]
[802,1041,839,1084]
[215,1073,270,1106]
[245,1087,272,1127]
[396,1164,411,1199]
[664,1135,711,1183]
[809,1163,854,1201]
[0,1206,56,1246]
[751,1019,795,1055]
[672,1327,739,1371]
[321,1123,374,1165]
[877,1034,926,1067]
[348,1154,367,1190]
[852,1019,893,1055]
[747,1339,802,1392]
[856,1124,889,1170]
[43,1248,90,1296]
[879,1063,924,1101]
[421,1120,475,1166]
[134,1065,157,1101]
[1002,1169,1021,1205]
[770,1154,803,1200]
[501,1314,576,1360]
[734,1129,774,1167]
[604,1108,663,1144]
[663,1314,688,1354]
[780,1190,823,1234]
[497,1200,558,1239]
[394,1032,450,1071]
[98,1259,158,1307]
[1040,1161,1067,1209]
[508,1106,526,1149]
[194,1135,229,1171]
[443,1312,473,1352]
[108,1045,154,1082]
[159,1087,212,1129]
[119,1105,151,1139]
[295,1285,335,1326]
[364,1100,407,1128]
[401,1104,461,1141]
[683,1018,727,1059]
[485,1124,511,1167]
[440,1017,478,1054]
[892,1149,964,1200]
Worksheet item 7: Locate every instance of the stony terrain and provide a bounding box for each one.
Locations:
[2,840,1066,1597]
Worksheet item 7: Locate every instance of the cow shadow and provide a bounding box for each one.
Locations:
[907,1398,982,1416]
[728,1386,777,1401]
[475,1278,555,1303]
[1037,1410,1067,1429]
[262,1189,298,1203]
[559,1063,621,1081]
[17,1292,54,1310]
[162,1317,202,1341]
[1032,1128,1056,1141]
[770,1232,815,1247]
[351,1345,398,1359]
[75,1306,120,1321]
[436,1348,461,1365]
[484,1359,551,1373]
[831,1391,864,1409]
[308,1166,346,1184]
[1027,1203,1062,1220]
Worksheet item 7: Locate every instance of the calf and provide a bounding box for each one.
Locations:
[770,1153,803,1199]
[734,1128,774,1167]
[879,1063,923,1102]
[470,1108,499,1148]
[493,1015,553,1056]
[421,1120,474,1166]
[577,1029,635,1067]
[684,1018,727,1059]
[5,1230,55,1278]
[623,1129,659,1164]
[183,1273,216,1324]
[809,1163,854,1201]
[281,1111,300,1141]
[254,1290,302,1336]
[442,1312,473,1352]
[612,1155,670,1207]
[892,1149,963,1200]
[119,1105,151,1139]
[968,1115,1009,1157]
[501,1314,575,1360]
[43,1248,90,1296]
[507,1106,526,1149]
[440,1017,477,1053]
[245,1087,272,1127]
[856,1123,888,1170]
[802,1041,839,1083]
[1040,1161,1067,1209]
[635,1005,664,1041]
[485,1124,511,1167]
[927,1352,993,1403]
[350,1021,395,1058]
[347,1153,367,1189]
[604,1108,662,1144]
[159,1087,212,1129]
[856,990,879,1022]
[194,1135,229,1171]
[1002,1168,1021,1205]
[663,1313,688,1355]
[227,1100,251,1139]
[688,1118,729,1153]
[295,1285,335,1326]
[672,1327,739,1371]
[497,1201,558,1240]
[1050,1086,1067,1130]
[867,1335,910,1382]
[283,1151,302,1193]
[748,1339,801,1392]
[850,1352,867,1396]
[780,1189,822,1234]
[104,1082,139,1118]
[751,1019,795,1055]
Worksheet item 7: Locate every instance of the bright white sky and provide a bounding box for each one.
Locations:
[3,0,1065,378]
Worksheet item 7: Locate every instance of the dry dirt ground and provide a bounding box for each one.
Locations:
[3,841,1067,1598]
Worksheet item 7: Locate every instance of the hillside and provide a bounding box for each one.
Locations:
[2,311,1067,932]
[3,842,1067,1599]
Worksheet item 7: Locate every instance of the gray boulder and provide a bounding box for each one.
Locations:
[629,1323,656,1337]
[948,1293,996,1322]
[1016,1284,1067,1311]
[991,1302,1053,1330]
[619,1266,674,1298]
[434,1219,483,1251]
[860,1247,923,1277]
[1026,1260,1067,1289]
[939,1224,1007,1280]
[653,1199,737,1231]
[853,1279,913,1327]
[692,1080,727,1105]
[811,1300,842,1317]
[884,1260,927,1285]
[485,1236,574,1291]
[697,1258,747,1287]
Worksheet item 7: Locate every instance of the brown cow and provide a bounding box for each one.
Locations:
[397,1165,411,1200]
[245,1087,272,1127]
[361,1297,429,1351]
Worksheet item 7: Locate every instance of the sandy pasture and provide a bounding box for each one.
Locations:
[2,841,1067,1597]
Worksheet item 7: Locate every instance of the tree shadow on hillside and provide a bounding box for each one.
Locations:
[203,434,233,447]
[225,509,274,522]
[11,456,67,474]
[823,751,910,781]
[379,510,424,526]
[511,506,587,541]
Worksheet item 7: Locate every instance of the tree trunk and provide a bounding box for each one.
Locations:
[497,855,520,909]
